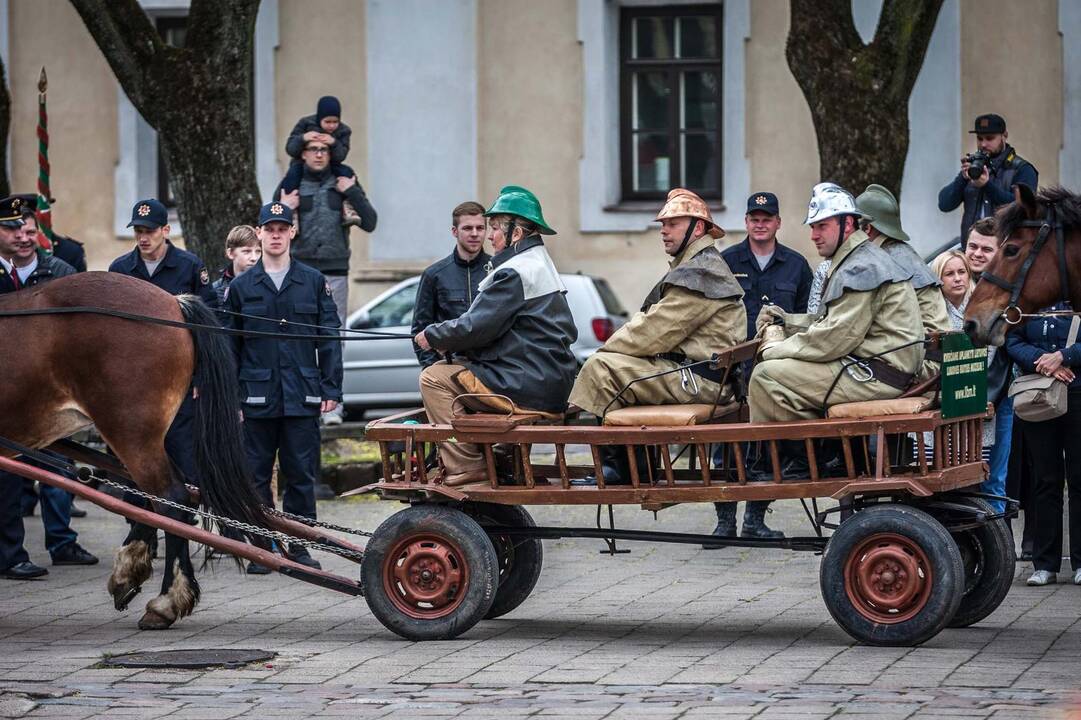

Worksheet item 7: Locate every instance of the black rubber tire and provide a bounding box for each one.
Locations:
[464,503,544,619]
[946,498,1016,628]
[820,504,964,646]
[361,504,498,641]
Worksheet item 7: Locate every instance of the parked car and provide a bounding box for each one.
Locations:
[341,272,628,413]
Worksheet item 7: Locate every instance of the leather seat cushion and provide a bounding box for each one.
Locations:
[604,401,740,427]
[826,397,934,419]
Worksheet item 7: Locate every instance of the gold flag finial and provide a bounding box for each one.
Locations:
[38,67,47,95]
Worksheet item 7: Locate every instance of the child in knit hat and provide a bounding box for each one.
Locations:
[282,95,362,227]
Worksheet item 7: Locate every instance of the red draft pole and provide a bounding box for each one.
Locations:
[35,66,55,252]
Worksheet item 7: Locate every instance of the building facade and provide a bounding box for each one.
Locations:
[4,0,1078,311]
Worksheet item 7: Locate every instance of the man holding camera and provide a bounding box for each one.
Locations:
[938,114,1037,245]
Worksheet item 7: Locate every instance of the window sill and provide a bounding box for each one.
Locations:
[603,200,726,213]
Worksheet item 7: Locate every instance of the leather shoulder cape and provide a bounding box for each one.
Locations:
[641,245,744,310]
[820,238,914,306]
[879,239,940,290]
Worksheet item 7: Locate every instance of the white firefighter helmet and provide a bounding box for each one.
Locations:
[804,182,868,225]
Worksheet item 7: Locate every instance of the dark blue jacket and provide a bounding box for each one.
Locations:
[223,259,343,418]
[938,144,1038,244]
[721,238,813,340]
[20,249,75,287]
[411,247,491,367]
[51,235,87,273]
[108,241,216,305]
[1004,303,1081,390]
[0,259,16,293]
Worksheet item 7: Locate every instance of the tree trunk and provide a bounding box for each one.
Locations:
[786,0,943,200]
[0,57,11,198]
[69,0,261,265]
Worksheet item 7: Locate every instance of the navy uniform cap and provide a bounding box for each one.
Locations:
[970,113,1006,134]
[258,201,294,226]
[0,196,27,228]
[127,198,169,229]
[746,192,779,216]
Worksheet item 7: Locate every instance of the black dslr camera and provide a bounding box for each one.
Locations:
[964,150,990,180]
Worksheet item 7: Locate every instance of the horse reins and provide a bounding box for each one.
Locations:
[979,203,1071,325]
[0,305,413,341]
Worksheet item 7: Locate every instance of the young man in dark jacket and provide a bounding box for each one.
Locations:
[411,201,491,367]
[414,186,577,486]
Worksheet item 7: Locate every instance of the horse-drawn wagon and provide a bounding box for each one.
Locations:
[358,338,1013,647]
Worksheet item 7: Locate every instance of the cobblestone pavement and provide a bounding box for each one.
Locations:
[1,496,1079,719]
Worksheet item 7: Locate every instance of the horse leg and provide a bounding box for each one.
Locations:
[138,521,200,630]
[107,522,155,611]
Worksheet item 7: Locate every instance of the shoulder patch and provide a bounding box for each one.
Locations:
[199,268,210,285]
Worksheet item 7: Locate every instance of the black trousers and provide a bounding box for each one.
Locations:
[0,468,29,571]
[165,394,198,487]
[1019,389,1081,573]
[243,416,320,520]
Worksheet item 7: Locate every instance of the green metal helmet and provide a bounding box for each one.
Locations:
[484,185,556,235]
[855,183,910,243]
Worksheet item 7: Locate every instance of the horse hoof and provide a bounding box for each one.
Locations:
[137,609,175,631]
[113,585,141,612]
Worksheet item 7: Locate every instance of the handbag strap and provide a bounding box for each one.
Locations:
[1068,315,1080,347]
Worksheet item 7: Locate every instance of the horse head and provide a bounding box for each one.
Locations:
[964,184,1073,347]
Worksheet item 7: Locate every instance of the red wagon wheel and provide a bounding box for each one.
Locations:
[383,533,470,619]
[843,533,933,624]
[362,505,498,640]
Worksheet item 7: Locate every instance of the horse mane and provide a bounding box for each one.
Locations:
[996,186,1081,240]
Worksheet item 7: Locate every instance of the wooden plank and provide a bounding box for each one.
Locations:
[933,426,943,471]
[521,443,535,488]
[378,442,393,483]
[733,442,747,485]
[805,438,819,482]
[626,445,641,488]
[917,432,928,476]
[874,427,886,480]
[841,437,855,477]
[697,444,711,486]
[484,444,499,489]
[661,444,675,486]
[768,440,782,483]
[590,444,606,489]
[556,444,570,490]
[415,440,428,485]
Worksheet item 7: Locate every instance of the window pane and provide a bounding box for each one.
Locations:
[369,284,419,328]
[678,15,718,58]
[633,16,674,59]
[633,72,671,130]
[682,133,719,192]
[682,71,720,130]
[633,132,671,193]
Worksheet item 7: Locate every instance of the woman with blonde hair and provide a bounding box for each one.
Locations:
[930,249,974,330]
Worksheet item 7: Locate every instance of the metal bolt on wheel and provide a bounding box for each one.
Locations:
[384,534,469,619]
[844,533,932,624]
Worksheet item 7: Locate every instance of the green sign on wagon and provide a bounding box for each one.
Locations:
[940,332,988,419]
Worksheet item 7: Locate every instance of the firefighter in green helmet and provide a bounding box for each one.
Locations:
[414,185,577,486]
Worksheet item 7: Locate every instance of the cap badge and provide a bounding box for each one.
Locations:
[137,204,151,217]
[11,198,21,211]
[755,195,767,206]
[271,203,284,215]
[980,118,989,127]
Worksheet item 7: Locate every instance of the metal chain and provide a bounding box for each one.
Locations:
[83,473,365,561]
[265,507,374,538]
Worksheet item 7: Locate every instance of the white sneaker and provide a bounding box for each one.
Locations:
[1073,568,1081,586]
[321,412,343,426]
[1027,570,1057,586]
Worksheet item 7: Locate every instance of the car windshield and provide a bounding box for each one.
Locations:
[355,283,419,329]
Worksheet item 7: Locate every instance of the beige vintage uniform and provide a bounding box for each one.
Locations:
[749,230,924,422]
[569,235,746,417]
[873,236,951,382]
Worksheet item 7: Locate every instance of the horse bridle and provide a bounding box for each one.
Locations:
[979,203,1070,325]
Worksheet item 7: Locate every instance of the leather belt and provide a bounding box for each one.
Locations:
[847,355,915,391]
[656,351,724,383]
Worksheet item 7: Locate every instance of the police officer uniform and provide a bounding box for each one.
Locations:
[223,202,342,568]
[13,194,86,273]
[108,199,214,490]
[0,196,24,295]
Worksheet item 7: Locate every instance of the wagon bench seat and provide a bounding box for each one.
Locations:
[603,401,741,427]
[826,397,934,419]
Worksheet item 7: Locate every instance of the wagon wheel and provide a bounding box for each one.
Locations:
[944,498,1015,628]
[820,504,964,646]
[464,503,544,619]
[361,505,498,640]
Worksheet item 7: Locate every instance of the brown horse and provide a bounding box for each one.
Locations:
[0,272,269,629]
[965,185,1081,346]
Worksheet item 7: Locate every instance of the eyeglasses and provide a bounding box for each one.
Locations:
[305,147,330,155]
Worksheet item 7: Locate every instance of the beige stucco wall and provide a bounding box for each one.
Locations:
[8,0,117,271]
[960,0,1062,186]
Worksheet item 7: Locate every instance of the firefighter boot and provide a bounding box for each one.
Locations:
[702,502,737,549]
[741,500,785,539]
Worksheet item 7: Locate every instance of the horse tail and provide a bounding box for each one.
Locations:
[176,295,270,536]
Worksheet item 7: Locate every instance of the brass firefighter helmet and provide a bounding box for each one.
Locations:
[654,188,724,239]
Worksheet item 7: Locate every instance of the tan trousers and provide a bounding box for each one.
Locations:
[568,352,721,418]
[420,363,488,482]
[749,358,904,423]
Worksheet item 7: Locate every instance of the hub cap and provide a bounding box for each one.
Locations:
[843,533,933,624]
[383,534,469,619]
